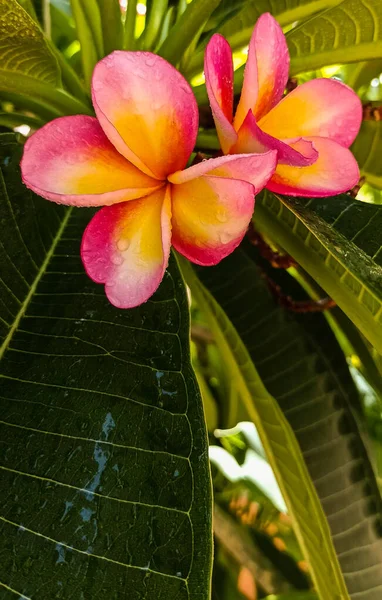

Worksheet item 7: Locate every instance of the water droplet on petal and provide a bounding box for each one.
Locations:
[216,208,228,223]
[117,238,130,252]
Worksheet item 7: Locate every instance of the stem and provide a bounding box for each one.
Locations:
[42,0,51,39]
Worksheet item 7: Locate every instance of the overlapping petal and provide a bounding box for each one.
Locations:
[168,151,276,191]
[233,110,318,167]
[205,34,238,153]
[171,176,255,265]
[259,79,362,147]
[81,186,171,308]
[92,51,198,180]
[21,116,161,206]
[234,13,289,131]
[267,137,360,197]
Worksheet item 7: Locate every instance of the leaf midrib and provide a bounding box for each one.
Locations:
[0,197,72,360]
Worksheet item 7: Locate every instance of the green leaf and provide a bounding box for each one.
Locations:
[0,133,213,599]
[16,0,38,20]
[157,0,222,66]
[264,594,317,600]
[179,256,350,600]
[70,0,104,87]
[0,112,44,129]
[96,0,124,54]
[287,0,382,76]
[196,245,382,599]
[351,121,382,190]
[184,0,338,78]
[255,192,382,354]
[0,0,61,87]
[0,0,90,117]
[142,0,169,51]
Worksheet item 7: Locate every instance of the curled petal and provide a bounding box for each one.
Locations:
[234,13,289,130]
[169,151,276,192]
[171,176,255,266]
[267,137,360,197]
[260,79,362,147]
[92,51,198,179]
[81,186,171,308]
[205,34,238,153]
[21,116,160,206]
[233,110,318,166]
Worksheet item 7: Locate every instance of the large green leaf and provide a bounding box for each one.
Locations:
[351,121,382,190]
[287,0,382,75]
[179,257,350,600]
[197,245,382,599]
[0,0,60,86]
[255,191,382,354]
[0,0,90,117]
[185,0,338,78]
[0,133,213,599]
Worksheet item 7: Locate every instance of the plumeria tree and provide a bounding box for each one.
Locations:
[0,1,382,599]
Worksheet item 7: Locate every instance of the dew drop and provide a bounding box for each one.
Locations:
[117,238,130,252]
[216,208,228,223]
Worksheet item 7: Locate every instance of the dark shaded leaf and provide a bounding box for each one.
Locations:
[181,257,349,600]
[197,245,382,599]
[0,134,212,600]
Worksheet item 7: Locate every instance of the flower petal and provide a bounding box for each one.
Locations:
[234,13,289,131]
[259,79,362,147]
[92,51,198,179]
[21,116,161,206]
[233,110,318,166]
[168,150,276,192]
[205,34,238,153]
[171,176,255,265]
[267,137,360,197]
[81,186,172,308]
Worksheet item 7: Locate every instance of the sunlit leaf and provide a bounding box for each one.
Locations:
[255,191,382,354]
[0,0,60,87]
[288,0,382,75]
[185,0,338,78]
[351,121,382,190]
[0,133,213,600]
[0,0,90,117]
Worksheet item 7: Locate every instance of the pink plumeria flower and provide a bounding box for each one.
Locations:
[21,51,277,308]
[205,13,362,197]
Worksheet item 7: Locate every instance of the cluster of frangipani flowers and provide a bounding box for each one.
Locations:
[21,13,362,309]
[205,13,362,197]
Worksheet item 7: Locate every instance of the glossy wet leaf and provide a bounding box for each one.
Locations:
[351,121,382,190]
[0,0,61,88]
[180,257,349,600]
[0,0,90,118]
[197,245,382,599]
[0,134,213,600]
[287,0,382,75]
[255,191,382,354]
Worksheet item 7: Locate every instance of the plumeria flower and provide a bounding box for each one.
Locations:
[21,52,277,308]
[205,13,362,197]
